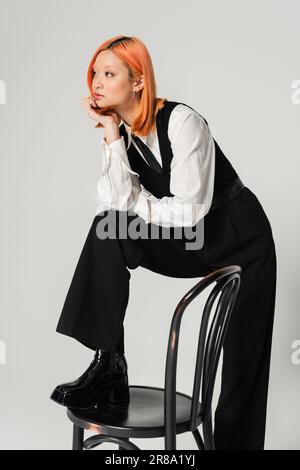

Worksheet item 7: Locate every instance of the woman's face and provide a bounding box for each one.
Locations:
[91,49,134,107]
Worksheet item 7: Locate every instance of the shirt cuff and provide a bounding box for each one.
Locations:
[101,136,139,177]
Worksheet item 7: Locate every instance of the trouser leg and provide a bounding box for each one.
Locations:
[56,211,144,353]
[213,236,277,449]
[115,324,125,353]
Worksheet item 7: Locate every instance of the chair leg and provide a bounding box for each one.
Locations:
[118,437,129,450]
[72,424,84,450]
[202,416,215,450]
[192,429,205,450]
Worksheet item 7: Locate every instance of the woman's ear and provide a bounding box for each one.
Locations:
[135,74,144,92]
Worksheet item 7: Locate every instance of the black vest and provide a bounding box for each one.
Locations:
[119,100,238,202]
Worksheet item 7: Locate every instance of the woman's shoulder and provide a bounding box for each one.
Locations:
[163,100,209,130]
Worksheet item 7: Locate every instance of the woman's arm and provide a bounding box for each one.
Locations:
[95,135,141,214]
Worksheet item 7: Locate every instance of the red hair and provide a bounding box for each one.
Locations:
[87,35,166,136]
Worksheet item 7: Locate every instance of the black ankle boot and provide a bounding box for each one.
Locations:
[50,350,130,410]
[52,349,105,392]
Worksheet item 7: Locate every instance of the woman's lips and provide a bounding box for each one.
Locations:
[95,93,104,98]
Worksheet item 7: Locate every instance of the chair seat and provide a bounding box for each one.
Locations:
[67,385,203,439]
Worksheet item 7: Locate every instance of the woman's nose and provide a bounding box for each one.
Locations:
[94,75,103,88]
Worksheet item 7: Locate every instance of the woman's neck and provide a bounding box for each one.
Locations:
[116,100,141,128]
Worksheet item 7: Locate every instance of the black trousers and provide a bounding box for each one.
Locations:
[56,186,277,450]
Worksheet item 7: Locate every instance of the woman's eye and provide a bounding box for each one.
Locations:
[92,71,114,77]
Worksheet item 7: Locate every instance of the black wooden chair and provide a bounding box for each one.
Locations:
[67,265,242,450]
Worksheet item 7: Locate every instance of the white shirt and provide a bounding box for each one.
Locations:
[95,103,216,228]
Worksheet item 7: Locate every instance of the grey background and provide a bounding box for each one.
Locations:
[0,0,299,450]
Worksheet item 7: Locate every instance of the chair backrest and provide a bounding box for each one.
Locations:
[164,265,242,449]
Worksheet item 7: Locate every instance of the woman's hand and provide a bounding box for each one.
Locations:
[80,96,121,129]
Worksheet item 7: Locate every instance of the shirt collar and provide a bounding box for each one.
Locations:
[121,119,151,151]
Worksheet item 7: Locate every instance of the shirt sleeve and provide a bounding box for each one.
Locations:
[131,105,216,228]
[95,135,142,214]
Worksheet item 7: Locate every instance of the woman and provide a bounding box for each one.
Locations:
[50,35,277,450]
